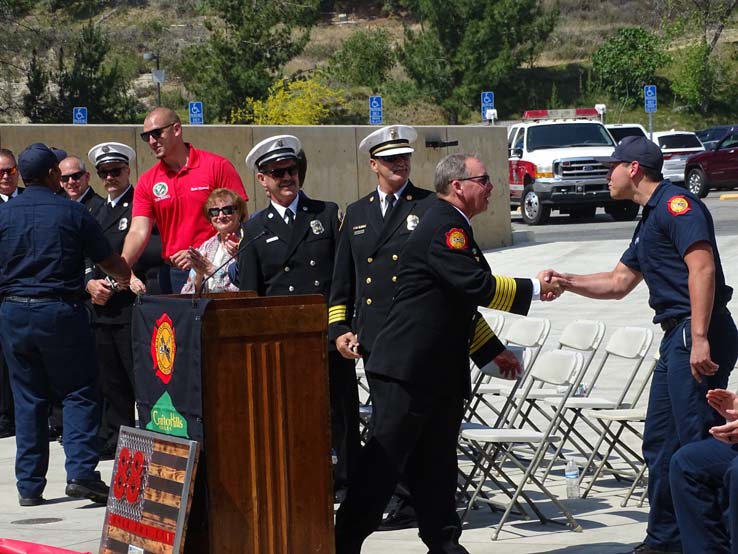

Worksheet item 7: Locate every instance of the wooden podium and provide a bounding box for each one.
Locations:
[194,292,334,554]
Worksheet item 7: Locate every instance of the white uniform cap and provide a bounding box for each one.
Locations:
[359,125,417,158]
[87,142,136,167]
[245,135,302,171]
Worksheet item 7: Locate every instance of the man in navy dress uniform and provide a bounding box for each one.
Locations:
[334,153,561,554]
[239,135,361,499]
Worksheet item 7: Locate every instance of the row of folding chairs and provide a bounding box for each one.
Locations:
[457,311,656,540]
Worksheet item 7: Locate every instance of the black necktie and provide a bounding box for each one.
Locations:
[106,202,114,213]
[285,209,294,225]
[384,194,395,221]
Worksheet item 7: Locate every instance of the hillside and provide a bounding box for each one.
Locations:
[4,0,738,128]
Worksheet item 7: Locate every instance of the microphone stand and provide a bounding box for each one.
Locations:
[193,230,267,305]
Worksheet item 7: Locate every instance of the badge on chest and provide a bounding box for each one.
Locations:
[310,220,325,235]
[118,217,128,231]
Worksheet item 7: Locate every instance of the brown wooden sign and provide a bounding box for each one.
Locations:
[99,426,200,554]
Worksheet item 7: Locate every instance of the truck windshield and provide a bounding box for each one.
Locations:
[527,123,615,152]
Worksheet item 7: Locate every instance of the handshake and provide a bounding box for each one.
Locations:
[536,269,570,302]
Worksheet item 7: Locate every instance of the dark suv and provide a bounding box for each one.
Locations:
[684,127,738,197]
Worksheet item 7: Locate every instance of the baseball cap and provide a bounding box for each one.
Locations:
[18,143,60,182]
[595,136,663,172]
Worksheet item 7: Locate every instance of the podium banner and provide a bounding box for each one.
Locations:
[132,296,210,443]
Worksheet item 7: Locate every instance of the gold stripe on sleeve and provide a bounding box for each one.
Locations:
[487,276,516,312]
[328,305,348,324]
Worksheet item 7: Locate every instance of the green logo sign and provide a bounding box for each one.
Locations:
[146,391,188,438]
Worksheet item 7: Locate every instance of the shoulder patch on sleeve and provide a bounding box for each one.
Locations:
[667,195,691,216]
[445,228,469,249]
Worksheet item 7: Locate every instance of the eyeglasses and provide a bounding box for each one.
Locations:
[140,122,175,142]
[208,205,237,217]
[456,174,492,187]
[376,153,411,163]
[60,170,86,183]
[0,167,17,176]
[262,165,299,179]
[97,167,125,178]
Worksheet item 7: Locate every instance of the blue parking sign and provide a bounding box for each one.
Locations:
[369,96,383,125]
[189,101,204,125]
[644,85,657,113]
[72,107,87,125]
[481,91,494,120]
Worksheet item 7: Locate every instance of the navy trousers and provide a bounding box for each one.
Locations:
[0,298,101,498]
[670,438,738,553]
[643,312,737,550]
[334,373,468,554]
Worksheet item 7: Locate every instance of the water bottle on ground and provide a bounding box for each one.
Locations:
[565,458,580,499]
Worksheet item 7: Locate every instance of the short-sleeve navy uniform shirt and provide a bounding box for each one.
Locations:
[620,180,732,324]
[0,185,112,297]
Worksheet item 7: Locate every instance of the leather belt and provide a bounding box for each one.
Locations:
[660,317,684,333]
[3,295,77,304]
[659,307,730,333]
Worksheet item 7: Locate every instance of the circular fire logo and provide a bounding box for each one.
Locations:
[150,313,176,384]
[445,228,468,250]
[667,195,691,216]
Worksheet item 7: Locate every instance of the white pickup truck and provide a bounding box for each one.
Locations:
[508,108,640,225]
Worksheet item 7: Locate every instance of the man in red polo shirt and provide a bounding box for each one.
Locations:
[122,107,248,293]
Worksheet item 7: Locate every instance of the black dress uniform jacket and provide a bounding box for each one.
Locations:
[328,182,506,367]
[367,197,534,399]
[328,182,435,353]
[84,187,162,324]
[238,192,340,302]
[238,191,360,492]
[79,187,105,215]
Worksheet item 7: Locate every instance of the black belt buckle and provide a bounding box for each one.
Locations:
[660,317,680,333]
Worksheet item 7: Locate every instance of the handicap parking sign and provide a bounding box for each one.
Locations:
[73,106,87,125]
[189,101,203,125]
[369,96,383,125]
[480,91,494,120]
[644,85,657,113]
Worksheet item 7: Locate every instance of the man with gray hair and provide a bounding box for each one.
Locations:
[334,153,561,554]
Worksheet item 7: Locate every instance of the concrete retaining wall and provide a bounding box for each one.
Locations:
[0,124,511,249]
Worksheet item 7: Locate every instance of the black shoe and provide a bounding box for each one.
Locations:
[377,509,418,531]
[18,495,45,507]
[628,543,682,554]
[65,474,109,504]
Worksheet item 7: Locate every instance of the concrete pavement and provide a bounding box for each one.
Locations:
[1,233,737,553]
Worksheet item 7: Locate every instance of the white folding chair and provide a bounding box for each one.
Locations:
[580,353,659,505]
[466,316,551,426]
[459,349,586,540]
[539,326,654,483]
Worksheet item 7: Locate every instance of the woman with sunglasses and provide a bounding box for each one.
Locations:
[181,188,245,293]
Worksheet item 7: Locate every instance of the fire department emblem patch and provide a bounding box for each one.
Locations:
[667,195,691,216]
[445,228,468,250]
[150,314,176,384]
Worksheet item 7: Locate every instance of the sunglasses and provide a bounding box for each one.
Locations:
[0,167,17,176]
[208,205,237,217]
[262,165,299,179]
[377,153,411,163]
[456,174,492,187]
[140,122,175,142]
[97,167,125,178]
[60,170,86,182]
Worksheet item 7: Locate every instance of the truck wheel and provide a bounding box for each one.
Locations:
[605,201,639,221]
[686,168,708,198]
[522,185,550,225]
[568,206,596,220]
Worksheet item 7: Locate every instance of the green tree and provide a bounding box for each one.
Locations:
[327,28,396,91]
[23,24,138,123]
[398,0,558,124]
[179,0,320,123]
[592,27,667,108]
